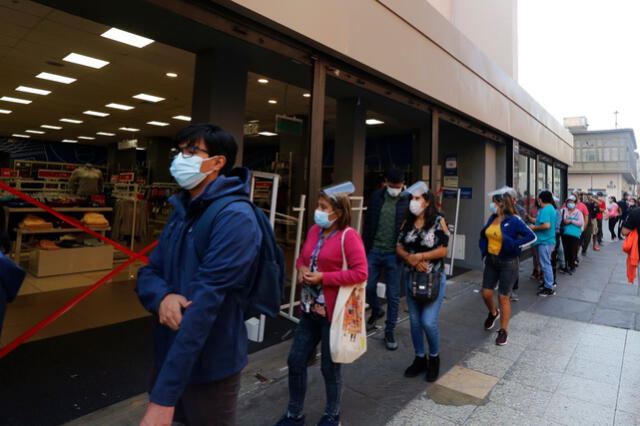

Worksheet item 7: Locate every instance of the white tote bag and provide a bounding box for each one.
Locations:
[330,227,367,363]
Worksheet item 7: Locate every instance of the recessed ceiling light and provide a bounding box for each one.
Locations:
[96,132,116,136]
[172,115,191,121]
[1,96,32,104]
[36,72,76,84]
[16,86,50,96]
[78,136,95,140]
[259,131,278,137]
[268,99,277,104]
[303,93,311,98]
[147,121,169,127]
[366,119,385,125]
[166,72,178,78]
[258,78,269,84]
[101,28,154,48]
[106,103,134,110]
[136,147,147,151]
[83,110,110,117]
[63,53,109,69]
[133,93,165,103]
[119,127,140,132]
[62,139,77,143]
[0,109,11,114]
[60,118,83,124]
[41,125,62,130]
[25,129,45,134]
[12,134,30,138]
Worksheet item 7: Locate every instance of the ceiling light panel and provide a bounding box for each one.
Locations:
[96,132,116,136]
[83,110,110,117]
[268,99,277,104]
[60,118,83,124]
[106,103,134,110]
[12,134,30,138]
[119,127,140,132]
[0,109,11,114]
[78,136,95,140]
[36,72,76,84]
[16,86,50,96]
[258,78,269,84]
[101,28,154,48]
[133,93,165,103]
[41,125,62,130]
[259,131,278,137]
[25,129,45,134]
[147,121,169,127]
[303,93,311,98]
[62,139,77,143]
[366,119,385,125]
[172,115,191,121]
[63,53,109,69]
[1,96,31,104]
[166,72,178,78]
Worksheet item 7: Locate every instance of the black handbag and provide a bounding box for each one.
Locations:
[409,268,441,303]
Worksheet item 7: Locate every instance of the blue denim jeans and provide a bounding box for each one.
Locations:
[366,249,401,332]
[287,315,341,417]
[405,271,447,357]
[537,244,555,289]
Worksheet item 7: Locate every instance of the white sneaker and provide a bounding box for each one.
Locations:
[510,291,519,302]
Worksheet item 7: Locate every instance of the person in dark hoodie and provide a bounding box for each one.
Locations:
[479,189,536,346]
[136,124,261,426]
[362,168,410,350]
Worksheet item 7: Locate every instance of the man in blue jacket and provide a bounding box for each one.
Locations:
[0,251,25,338]
[136,124,261,426]
[362,168,410,350]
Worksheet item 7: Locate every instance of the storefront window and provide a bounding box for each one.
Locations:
[528,157,537,216]
[554,166,563,201]
[517,153,529,212]
[546,163,553,195]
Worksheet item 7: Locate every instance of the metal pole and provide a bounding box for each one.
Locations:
[287,194,306,319]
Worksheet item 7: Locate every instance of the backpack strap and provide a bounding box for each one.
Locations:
[340,227,352,271]
[193,195,252,262]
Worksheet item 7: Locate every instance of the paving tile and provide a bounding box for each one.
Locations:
[545,317,590,336]
[626,329,640,353]
[400,396,476,424]
[592,308,636,329]
[387,407,456,426]
[488,379,552,417]
[504,360,563,393]
[556,375,618,409]
[615,410,640,426]
[504,330,540,347]
[565,356,622,385]
[532,296,596,322]
[465,401,550,426]
[555,285,603,303]
[586,322,629,338]
[527,335,579,356]
[476,340,527,362]
[617,385,640,416]
[544,393,615,426]
[604,282,640,296]
[461,351,515,378]
[599,293,640,313]
[517,349,571,373]
[436,365,499,400]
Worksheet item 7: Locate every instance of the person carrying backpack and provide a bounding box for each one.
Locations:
[136,124,265,426]
[274,182,368,426]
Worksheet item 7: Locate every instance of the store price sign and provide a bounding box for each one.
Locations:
[119,172,135,182]
[37,169,73,179]
[1,168,12,178]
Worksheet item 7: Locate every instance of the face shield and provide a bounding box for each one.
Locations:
[404,181,429,197]
[320,181,356,201]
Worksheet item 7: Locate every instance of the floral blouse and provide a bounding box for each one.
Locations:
[397,216,449,271]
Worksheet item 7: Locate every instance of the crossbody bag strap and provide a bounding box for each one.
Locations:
[341,227,352,271]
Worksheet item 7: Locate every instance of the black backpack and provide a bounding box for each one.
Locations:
[193,194,285,318]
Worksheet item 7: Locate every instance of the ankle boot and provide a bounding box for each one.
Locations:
[426,355,440,382]
[404,355,428,377]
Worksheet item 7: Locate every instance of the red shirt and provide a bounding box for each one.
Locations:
[576,202,589,224]
[597,200,606,220]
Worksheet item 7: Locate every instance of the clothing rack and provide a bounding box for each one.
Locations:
[111,184,143,251]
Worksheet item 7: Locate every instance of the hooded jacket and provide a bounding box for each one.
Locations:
[479,214,537,259]
[362,188,410,252]
[136,167,261,407]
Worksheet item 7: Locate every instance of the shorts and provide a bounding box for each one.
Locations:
[482,254,519,296]
[591,220,598,236]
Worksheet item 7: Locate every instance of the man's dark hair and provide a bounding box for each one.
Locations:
[175,124,237,175]
[385,168,405,184]
[538,190,554,204]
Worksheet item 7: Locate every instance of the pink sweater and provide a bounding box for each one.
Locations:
[296,225,368,321]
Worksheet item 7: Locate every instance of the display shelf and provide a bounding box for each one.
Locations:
[13,226,111,262]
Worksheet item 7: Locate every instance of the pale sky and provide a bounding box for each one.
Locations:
[518,0,640,136]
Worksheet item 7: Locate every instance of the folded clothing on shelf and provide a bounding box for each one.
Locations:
[58,239,82,249]
[19,214,53,230]
[38,239,60,250]
[81,212,109,228]
[83,238,104,247]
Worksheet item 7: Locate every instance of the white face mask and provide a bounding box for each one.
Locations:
[409,200,425,216]
[170,153,216,190]
[387,186,402,197]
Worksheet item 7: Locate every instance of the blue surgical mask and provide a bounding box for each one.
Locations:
[489,202,498,214]
[314,209,335,228]
[567,203,576,209]
[170,153,215,190]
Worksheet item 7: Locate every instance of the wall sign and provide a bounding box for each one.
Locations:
[443,187,472,199]
[444,154,458,176]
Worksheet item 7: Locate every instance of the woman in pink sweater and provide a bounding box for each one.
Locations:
[275,186,367,426]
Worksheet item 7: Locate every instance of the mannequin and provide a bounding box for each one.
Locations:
[69,164,104,196]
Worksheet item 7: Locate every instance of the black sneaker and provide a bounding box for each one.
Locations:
[384,331,398,350]
[537,287,556,297]
[274,414,305,426]
[367,309,385,330]
[496,329,508,346]
[484,310,500,330]
[316,414,340,426]
[404,355,428,377]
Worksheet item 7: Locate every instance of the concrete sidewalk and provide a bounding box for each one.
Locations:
[67,238,640,425]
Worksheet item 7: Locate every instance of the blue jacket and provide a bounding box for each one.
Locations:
[479,214,537,259]
[363,188,410,252]
[0,252,25,336]
[136,168,261,407]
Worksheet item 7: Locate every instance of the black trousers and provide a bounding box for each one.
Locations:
[562,234,579,269]
[597,219,603,243]
[609,217,619,239]
[618,213,628,238]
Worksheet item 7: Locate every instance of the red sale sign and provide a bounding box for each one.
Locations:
[37,170,73,179]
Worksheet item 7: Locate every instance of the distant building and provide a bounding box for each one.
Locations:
[565,116,638,198]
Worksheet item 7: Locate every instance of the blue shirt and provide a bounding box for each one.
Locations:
[534,204,556,245]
